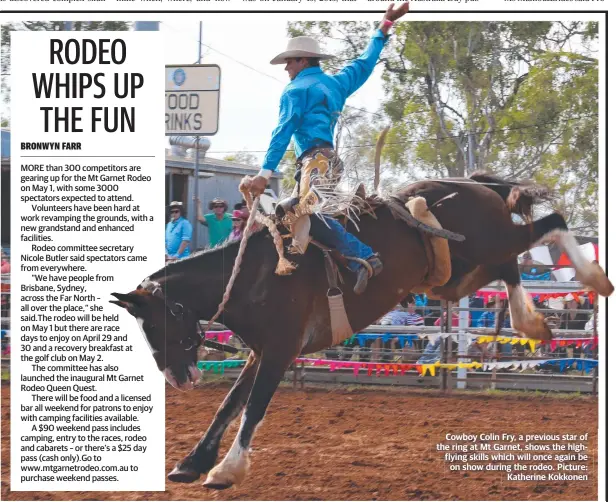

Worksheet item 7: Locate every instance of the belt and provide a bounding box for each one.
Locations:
[296,142,334,164]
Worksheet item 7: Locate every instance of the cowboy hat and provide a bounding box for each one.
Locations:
[169,201,183,208]
[270,36,334,65]
[208,198,228,211]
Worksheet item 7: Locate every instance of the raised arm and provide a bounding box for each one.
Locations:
[333,2,409,97]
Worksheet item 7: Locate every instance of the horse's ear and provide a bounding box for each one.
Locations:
[110,292,146,313]
[110,300,129,309]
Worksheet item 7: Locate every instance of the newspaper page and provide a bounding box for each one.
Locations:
[0,1,612,501]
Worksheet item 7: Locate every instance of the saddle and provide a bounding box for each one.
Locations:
[272,183,453,288]
[266,184,456,346]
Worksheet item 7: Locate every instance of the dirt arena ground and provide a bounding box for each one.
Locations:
[2,381,598,501]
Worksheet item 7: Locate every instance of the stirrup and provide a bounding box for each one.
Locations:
[349,254,383,295]
[275,196,300,219]
[346,256,375,278]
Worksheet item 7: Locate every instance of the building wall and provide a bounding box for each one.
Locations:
[165,157,281,251]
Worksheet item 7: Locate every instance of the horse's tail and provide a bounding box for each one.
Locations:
[469,171,552,223]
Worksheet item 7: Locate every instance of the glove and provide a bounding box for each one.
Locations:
[240,175,268,198]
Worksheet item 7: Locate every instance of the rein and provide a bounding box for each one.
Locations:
[200,192,263,334]
[142,191,264,356]
[147,283,239,354]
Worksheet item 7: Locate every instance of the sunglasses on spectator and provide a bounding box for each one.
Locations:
[213,205,225,208]
[170,209,180,213]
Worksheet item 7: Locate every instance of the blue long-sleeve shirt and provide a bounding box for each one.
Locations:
[262,29,390,172]
[165,217,192,259]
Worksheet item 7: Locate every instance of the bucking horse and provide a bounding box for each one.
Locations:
[110,173,612,489]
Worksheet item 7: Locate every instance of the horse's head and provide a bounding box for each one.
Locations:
[110,289,202,392]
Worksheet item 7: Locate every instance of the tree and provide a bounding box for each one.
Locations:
[223,151,259,167]
[287,20,599,233]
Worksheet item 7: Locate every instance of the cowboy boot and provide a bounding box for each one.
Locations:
[275,196,300,218]
[354,254,384,295]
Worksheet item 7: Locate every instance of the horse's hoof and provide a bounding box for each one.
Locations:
[168,465,201,483]
[203,472,235,490]
[534,318,553,341]
[203,479,233,490]
[582,263,614,297]
[203,458,247,490]
[513,314,552,341]
[537,326,553,341]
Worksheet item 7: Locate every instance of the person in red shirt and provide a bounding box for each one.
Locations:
[0,251,9,274]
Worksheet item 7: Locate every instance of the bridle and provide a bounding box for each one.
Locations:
[143,281,239,354]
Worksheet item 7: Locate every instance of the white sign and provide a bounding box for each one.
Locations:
[165,64,220,136]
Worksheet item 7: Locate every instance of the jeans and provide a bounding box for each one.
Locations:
[417,338,442,364]
[309,215,374,272]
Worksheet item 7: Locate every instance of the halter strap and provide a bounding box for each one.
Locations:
[141,280,238,354]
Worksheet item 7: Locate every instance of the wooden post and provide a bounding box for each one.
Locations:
[300,361,305,390]
[440,300,450,392]
[446,301,453,393]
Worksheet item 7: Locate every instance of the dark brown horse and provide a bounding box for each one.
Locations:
[110,173,612,489]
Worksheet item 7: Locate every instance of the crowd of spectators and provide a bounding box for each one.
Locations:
[165,198,251,261]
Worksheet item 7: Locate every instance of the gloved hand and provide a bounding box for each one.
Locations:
[384,1,409,22]
[240,175,268,198]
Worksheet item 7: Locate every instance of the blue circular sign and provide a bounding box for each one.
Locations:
[172,68,186,86]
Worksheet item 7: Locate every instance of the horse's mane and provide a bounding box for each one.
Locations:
[150,227,271,282]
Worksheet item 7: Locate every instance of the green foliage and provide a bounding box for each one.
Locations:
[287,20,599,234]
[280,142,298,194]
[223,152,259,167]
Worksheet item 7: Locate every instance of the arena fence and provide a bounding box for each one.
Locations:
[0,277,600,394]
[198,280,600,394]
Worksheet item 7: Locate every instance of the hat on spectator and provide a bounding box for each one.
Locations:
[208,198,228,211]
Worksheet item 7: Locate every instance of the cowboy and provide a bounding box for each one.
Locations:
[242,2,409,294]
[195,196,233,247]
[165,201,192,261]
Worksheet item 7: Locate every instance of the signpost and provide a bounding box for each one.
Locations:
[165,63,220,251]
[165,64,221,135]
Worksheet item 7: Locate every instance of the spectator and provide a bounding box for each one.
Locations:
[402,296,425,360]
[380,305,411,326]
[405,296,425,329]
[422,298,442,326]
[560,293,589,359]
[559,294,589,331]
[196,197,233,247]
[234,200,250,220]
[230,210,248,241]
[585,314,595,333]
[417,337,441,365]
[418,302,458,365]
[234,200,260,233]
[468,293,484,327]
[478,296,497,328]
[165,201,192,261]
[1,251,9,274]
[381,297,425,352]
[520,251,552,281]
[435,303,459,328]
[379,302,411,361]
